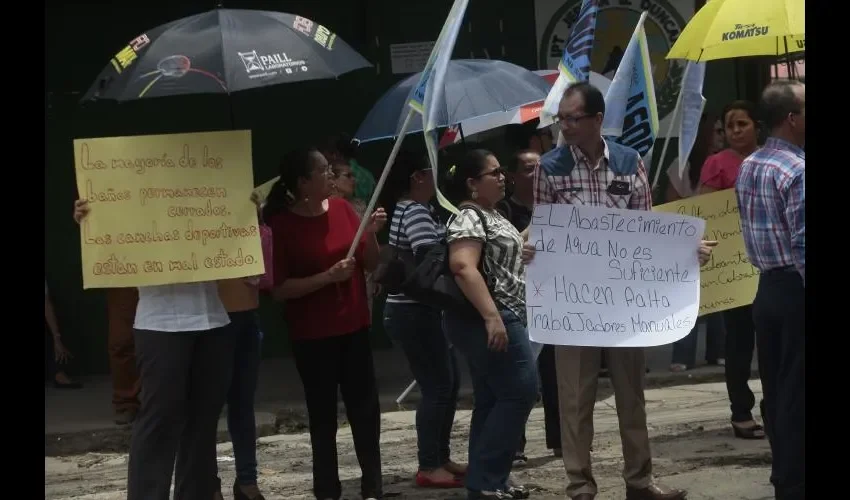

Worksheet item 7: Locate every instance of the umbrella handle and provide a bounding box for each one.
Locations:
[346,108,417,259]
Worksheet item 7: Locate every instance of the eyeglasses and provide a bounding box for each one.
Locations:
[334,172,355,179]
[556,113,595,126]
[475,167,506,179]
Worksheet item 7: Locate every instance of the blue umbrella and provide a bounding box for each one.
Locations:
[354,59,551,143]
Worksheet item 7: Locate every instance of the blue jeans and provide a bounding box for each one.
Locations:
[442,307,538,494]
[226,310,263,485]
[384,302,460,470]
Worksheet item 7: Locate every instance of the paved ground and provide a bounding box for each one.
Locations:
[45,381,772,500]
[46,333,758,456]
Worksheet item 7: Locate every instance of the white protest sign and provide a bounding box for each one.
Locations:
[525,204,705,347]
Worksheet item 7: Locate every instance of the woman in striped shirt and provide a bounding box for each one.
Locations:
[443,149,538,500]
[382,151,466,488]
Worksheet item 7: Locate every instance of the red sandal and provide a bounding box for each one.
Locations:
[415,471,464,488]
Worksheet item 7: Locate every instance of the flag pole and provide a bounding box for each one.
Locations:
[650,86,684,189]
[346,108,416,259]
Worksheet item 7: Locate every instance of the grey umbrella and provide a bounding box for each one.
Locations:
[354,59,552,143]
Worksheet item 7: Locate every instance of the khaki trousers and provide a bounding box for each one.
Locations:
[555,346,652,498]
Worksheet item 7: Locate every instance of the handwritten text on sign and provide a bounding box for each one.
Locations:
[73,130,264,289]
[654,188,759,315]
[525,204,705,347]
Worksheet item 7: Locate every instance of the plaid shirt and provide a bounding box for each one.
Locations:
[533,139,652,211]
[735,137,805,283]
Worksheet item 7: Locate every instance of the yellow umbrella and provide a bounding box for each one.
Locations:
[666,0,804,61]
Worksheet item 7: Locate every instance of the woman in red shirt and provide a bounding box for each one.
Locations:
[699,101,759,193]
[264,147,387,500]
[698,100,766,441]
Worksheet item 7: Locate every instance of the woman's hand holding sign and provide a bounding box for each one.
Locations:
[73,199,90,224]
[699,240,718,266]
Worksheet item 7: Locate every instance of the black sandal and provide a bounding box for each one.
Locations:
[731,421,766,439]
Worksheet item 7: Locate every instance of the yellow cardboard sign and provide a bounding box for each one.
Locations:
[73,130,265,289]
[654,189,759,315]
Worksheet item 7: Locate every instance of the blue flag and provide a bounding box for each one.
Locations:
[540,0,600,125]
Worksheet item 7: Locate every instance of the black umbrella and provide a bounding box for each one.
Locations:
[82,8,372,102]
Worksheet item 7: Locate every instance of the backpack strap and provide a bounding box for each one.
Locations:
[391,201,416,247]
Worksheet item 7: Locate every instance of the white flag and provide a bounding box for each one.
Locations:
[601,11,659,159]
[677,61,707,180]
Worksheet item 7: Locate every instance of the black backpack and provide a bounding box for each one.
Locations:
[390,203,493,310]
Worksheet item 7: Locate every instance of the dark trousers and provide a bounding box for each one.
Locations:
[127,326,235,500]
[753,270,805,500]
[383,302,460,470]
[45,324,58,380]
[671,312,726,367]
[724,305,758,422]
[291,328,382,500]
[225,311,263,486]
[106,288,141,413]
[45,333,59,382]
[443,308,538,494]
[518,344,561,453]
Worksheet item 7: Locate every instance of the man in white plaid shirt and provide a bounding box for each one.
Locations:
[533,82,715,500]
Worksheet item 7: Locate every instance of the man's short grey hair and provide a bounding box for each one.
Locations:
[759,80,804,130]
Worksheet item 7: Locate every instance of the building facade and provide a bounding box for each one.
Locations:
[46,0,768,373]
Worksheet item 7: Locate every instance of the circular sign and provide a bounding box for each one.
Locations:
[538,0,688,121]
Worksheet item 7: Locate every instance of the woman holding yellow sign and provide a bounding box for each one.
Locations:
[73,199,237,500]
[697,100,765,441]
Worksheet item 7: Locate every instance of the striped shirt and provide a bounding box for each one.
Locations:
[446,206,527,320]
[735,137,805,283]
[533,140,652,211]
[386,200,446,304]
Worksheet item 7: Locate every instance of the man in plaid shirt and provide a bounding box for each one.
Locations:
[533,82,715,500]
[735,80,805,500]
